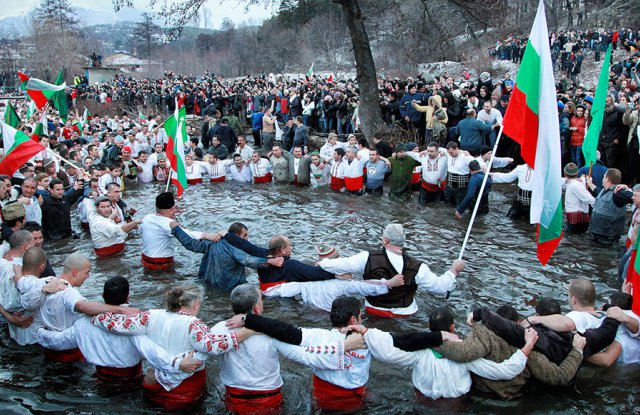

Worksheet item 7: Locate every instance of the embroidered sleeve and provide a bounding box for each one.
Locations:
[273,340,346,370]
[188,318,239,355]
[91,311,151,335]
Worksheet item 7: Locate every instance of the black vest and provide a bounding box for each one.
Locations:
[363,249,421,309]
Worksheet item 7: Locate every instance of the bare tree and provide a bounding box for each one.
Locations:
[132,12,161,65]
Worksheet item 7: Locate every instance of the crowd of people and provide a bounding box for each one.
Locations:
[0,25,639,413]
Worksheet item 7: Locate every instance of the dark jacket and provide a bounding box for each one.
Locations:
[41,188,82,240]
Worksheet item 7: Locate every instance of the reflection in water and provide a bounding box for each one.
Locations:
[0,181,635,414]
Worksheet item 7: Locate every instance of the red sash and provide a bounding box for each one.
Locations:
[365,306,411,319]
[95,361,142,381]
[210,176,226,182]
[143,368,207,411]
[94,243,125,257]
[44,347,85,363]
[254,172,273,184]
[344,175,364,191]
[421,180,446,192]
[225,386,283,415]
[187,178,203,185]
[141,253,174,270]
[411,171,421,185]
[312,375,366,412]
[259,280,285,292]
[330,176,346,190]
[81,222,90,231]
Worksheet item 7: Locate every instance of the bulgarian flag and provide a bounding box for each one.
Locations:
[4,102,20,128]
[502,0,563,266]
[582,44,612,168]
[31,109,49,143]
[164,102,188,196]
[78,107,90,131]
[52,71,68,122]
[0,123,44,176]
[17,72,66,109]
[626,236,640,315]
[305,62,315,79]
[138,111,147,125]
[26,100,36,119]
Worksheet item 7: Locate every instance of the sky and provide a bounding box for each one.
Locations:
[0,0,275,29]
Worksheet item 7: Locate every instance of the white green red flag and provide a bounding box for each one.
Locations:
[78,107,90,131]
[26,100,36,119]
[0,123,44,176]
[164,101,188,196]
[17,72,66,109]
[31,109,49,143]
[138,112,147,125]
[502,0,563,266]
[305,62,315,79]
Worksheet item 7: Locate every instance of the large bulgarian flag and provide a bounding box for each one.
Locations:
[502,0,563,266]
[0,123,44,176]
[164,102,188,196]
[17,72,66,109]
[627,236,640,315]
[31,109,49,143]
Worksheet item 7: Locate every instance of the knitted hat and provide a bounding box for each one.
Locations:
[406,142,418,151]
[557,101,565,109]
[43,158,55,169]
[156,192,175,210]
[564,163,578,177]
[114,135,125,143]
[394,143,407,152]
[2,203,26,221]
[122,146,132,153]
[317,244,339,260]
[157,153,167,161]
[584,96,594,103]
[500,94,510,101]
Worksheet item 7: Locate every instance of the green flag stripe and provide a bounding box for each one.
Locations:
[582,44,612,168]
[538,201,563,243]
[515,43,541,116]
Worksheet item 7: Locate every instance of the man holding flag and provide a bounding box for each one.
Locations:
[501,0,563,266]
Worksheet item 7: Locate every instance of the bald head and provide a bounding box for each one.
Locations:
[568,279,595,308]
[63,253,90,274]
[23,247,46,275]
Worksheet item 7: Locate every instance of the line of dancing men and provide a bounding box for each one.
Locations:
[0,191,637,413]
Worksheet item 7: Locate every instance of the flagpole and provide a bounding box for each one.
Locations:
[46,149,90,178]
[457,125,505,261]
[165,170,172,192]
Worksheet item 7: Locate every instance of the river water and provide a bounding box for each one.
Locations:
[0,180,638,414]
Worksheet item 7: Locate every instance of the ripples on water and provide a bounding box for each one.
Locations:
[0,182,637,414]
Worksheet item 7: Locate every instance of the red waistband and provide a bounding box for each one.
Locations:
[312,375,366,412]
[44,347,85,363]
[226,386,283,414]
[254,172,273,184]
[95,243,125,257]
[365,306,411,319]
[422,180,446,191]
[141,253,174,270]
[143,368,207,410]
[344,175,364,191]
[210,176,226,182]
[95,361,142,380]
[330,176,346,190]
[566,211,590,224]
[259,280,285,292]
[187,178,203,184]
[411,172,422,184]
